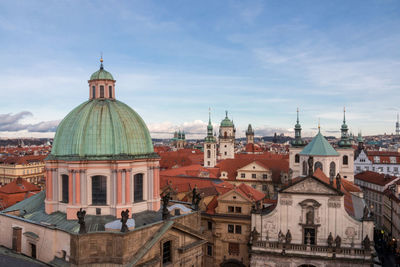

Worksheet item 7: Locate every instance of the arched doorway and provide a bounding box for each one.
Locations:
[220,259,245,267]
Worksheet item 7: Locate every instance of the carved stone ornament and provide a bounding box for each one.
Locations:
[280,197,293,206]
[345,227,356,238]
[284,177,336,194]
[328,197,341,208]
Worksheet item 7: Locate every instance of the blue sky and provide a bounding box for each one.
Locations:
[0,0,399,138]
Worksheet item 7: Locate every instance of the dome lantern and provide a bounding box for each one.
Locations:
[88,57,116,100]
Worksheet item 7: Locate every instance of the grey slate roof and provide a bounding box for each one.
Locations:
[1,190,179,233]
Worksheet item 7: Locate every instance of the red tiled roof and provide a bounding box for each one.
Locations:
[159,149,204,169]
[312,169,357,217]
[354,171,398,186]
[216,156,289,183]
[160,164,220,178]
[245,143,263,153]
[0,178,41,194]
[0,155,46,165]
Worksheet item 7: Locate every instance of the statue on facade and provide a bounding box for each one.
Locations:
[249,227,260,245]
[336,174,341,191]
[120,209,129,233]
[285,230,292,244]
[288,168,293,185]
[191,186,197,205]
[335,235,341,249]
[306,232,311,245]
[192,190,202,211]
[278,230,285,243]
[76,208,86,234]
[308,156,314,176]
[161,192,171,220]
[327,232,333,247]
[363,235,371,250]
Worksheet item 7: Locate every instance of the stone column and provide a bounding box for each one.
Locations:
[68,170,73,205]
[80,170,86,205]
[125,169,131,204]
[47,168,53,201]
[75,170,81,204]
[117,170,122,204]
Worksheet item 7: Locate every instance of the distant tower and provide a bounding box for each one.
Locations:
[396,113,400,136]
[219,111,235,159]
[246,124,255,144]
[357,131,364,150]
[204,110,217,167]
[336,107,354,182]
[289,108,306,178]
[176,130,186,149]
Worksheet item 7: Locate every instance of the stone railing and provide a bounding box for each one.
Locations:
[252,240,371,259]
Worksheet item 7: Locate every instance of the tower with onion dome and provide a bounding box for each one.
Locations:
[289,108,307,178]
[45,59,161,219]
[336,107,355,182]
[218,111,235,159]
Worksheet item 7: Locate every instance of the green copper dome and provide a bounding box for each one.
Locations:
[220,111,234,127]
[48,99,156,161]
[90,64,114,81]
[299,131,339,156]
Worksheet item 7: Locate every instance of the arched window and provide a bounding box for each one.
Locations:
[224,132,227,138]
[108,86,113,98]
[295,154,300,163]
[302,161,307,175]
[329,162,336,178]
[92,86,96,98]
[92,175,107,205]
[61,174,69,203]
[314,161,323,171]
[134,173,143,202]
[343,155,348,165]
[207,150,211,158]
[100,85,104,98]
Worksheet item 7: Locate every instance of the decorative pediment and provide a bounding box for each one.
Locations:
[218,189,251,203]
[237,161,269,172]
[281,177,340,195]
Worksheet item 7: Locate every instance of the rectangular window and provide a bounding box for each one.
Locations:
[304,228,316,245]
[262,184,268,191]
[162,240,172,265]
[241,173,245,178]
[235,225,242,234]
[61,174,69,203]
[92,86,96,98]
[252,173,257,178]
[228,206,234,213]
[262,174,268,179]
[228,243,240,255]
[252,185,257,189]
[235,207,242,213]
[100,85,104,98]
[134,174,144,202]
[108,86,113,98]
[207,244,213,256]
[92,176,107,205]
[228,224,234,233]
[208,221,212,230]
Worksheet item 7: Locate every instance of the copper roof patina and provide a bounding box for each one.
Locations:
[48,99,157,161]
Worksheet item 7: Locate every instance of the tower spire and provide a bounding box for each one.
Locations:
[208,107,211,125]
[343,106,346,124]
[318,118,320,132]
[100,52,104,70]
[296,107,299,124]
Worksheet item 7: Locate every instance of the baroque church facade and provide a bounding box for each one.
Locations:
[289,109,355,183]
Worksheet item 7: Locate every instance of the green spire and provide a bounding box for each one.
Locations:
[291,108,306,147]
[338,107,351,148]
[205,108,216,143]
